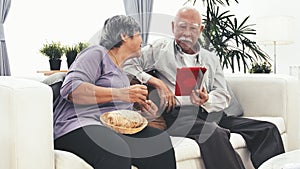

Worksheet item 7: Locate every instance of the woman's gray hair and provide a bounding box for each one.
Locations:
[99,15,141,50]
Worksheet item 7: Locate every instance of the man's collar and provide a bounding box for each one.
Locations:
[174,40,200,56]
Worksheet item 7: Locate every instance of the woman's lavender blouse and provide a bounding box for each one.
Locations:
[53,45,132,140]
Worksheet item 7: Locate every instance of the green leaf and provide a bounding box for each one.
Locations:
[191,0,270,72]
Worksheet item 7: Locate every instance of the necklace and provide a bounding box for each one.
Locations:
[109,50,120,67]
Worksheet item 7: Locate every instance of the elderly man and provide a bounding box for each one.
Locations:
[123,7,284,169]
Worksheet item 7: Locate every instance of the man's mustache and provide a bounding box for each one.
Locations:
[178,37,193,43]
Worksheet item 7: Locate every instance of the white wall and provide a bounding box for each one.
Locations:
[5,0,300,75]
[228,0,300,75]
[5,0,125,75]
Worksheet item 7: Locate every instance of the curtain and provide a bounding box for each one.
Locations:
[0,0,11,76]
[123,0,153,46]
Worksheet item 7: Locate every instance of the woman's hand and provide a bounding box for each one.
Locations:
[117,84,148,105]
[190,87,209,106]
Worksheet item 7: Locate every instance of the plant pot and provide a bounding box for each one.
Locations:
[66,56,76,68]
[49,59,61,70]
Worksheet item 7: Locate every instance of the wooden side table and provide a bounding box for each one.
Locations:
[37,70,68,76]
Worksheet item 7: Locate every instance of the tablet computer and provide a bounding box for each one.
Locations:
[175,66,207,96]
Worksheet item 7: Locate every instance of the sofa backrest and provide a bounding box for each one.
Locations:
[225,74,299,119]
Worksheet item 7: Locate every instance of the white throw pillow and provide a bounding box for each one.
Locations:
[224,82,244,117]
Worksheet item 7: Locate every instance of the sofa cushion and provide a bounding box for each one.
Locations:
[55,150,93,169]
[55,150,138,169]
[170,135,248,161]
[171,137,200,162]
[230,133,247,149]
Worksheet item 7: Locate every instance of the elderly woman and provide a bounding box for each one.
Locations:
[53,15,176,169]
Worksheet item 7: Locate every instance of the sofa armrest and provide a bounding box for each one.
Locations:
[225,74,300,150]
[0,77,54,169]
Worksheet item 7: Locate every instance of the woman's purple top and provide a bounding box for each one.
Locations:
[53,45,132,140]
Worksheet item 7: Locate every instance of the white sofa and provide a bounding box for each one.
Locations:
[1,74,300,169]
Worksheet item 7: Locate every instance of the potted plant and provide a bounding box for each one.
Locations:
[77,42,89,52]
[249,61,272,73]
[64,42,89,68]
[64,45,78,68]
[40,41,64,70]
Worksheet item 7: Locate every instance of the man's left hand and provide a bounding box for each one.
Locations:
[190,87,209,106]
[140,100,159,120]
